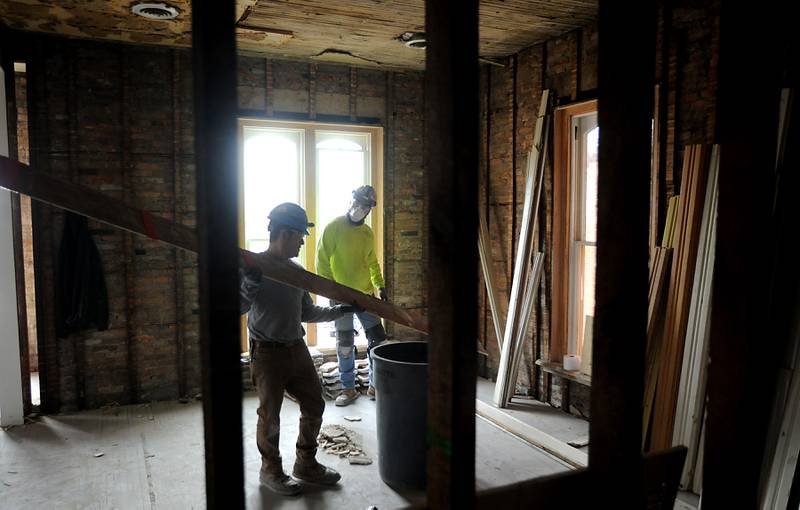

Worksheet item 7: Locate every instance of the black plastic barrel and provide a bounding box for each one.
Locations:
[371,341,428,491]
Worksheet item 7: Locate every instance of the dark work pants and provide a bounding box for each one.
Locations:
[250,340,324,474]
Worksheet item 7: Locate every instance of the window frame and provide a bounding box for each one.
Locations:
[551,99,598,369]
[237,118,384,350]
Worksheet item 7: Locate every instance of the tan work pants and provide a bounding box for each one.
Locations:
[250,340,324,474]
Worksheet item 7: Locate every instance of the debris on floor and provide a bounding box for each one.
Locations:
[317,354,371,400]
[344,416,362,422]
[567,436,589,448]
[93,452,105,458]
[318,424,371,465]
[348,456,373,465]
[22,413,42,425]
[319,361,338,373]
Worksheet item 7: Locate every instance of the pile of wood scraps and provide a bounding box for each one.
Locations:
[671,145,719,491]
[642,144,720,461]
[490,90,552,408]
[642,245,673,447]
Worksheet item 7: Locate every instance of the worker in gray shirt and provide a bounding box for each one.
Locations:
[240,202,358,496]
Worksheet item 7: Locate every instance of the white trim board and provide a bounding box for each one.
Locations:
[672,145,719,491]
[475,399,588,469]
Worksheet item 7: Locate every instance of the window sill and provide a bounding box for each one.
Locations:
[535,359,591,387]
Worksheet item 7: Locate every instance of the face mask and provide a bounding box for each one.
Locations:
[348,204,370,223]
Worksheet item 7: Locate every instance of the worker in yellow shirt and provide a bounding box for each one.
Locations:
[317,185,388,406]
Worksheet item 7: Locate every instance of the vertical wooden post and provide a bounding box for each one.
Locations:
[1,27,32,417]
[120,46,138,405]
[424,0,479,507]
[703,4,785,507]
[171,49,186,398]
[191,1,245,506]
[590,0,655,504]
[27,36,60,414]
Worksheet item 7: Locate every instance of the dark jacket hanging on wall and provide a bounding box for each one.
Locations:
[57,212,109,337]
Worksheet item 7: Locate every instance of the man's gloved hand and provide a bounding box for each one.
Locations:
[239,251,262,283]
[242,266,262,283]
[332,304,355,315]
[333,300,365,316]
[379,287,388,302]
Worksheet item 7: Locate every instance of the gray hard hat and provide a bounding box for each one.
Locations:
[268,202,314,235]
[352,185,377,207]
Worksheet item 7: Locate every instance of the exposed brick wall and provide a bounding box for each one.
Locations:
[24,36,425,412]
[385,71,427,336]
[669,0,720,192]
[14,71,37,372]
[479,6,719,417]
[235,56,427,338]
[479,28,592,403]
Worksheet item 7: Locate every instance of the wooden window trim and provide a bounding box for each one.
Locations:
[551,99,597,364]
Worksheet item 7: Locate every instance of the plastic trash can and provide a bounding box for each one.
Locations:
[371,341,428,491]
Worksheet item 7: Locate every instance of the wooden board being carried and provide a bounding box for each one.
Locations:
[0,156,427,333]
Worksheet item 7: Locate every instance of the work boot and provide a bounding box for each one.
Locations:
[367,385,376,400]
[292,460,341,486]
[259,470,302,496]
[335,388,359,406]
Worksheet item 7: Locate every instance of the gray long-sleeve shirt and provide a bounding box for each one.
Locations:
[240,257,343,343]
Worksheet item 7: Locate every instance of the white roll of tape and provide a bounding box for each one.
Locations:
[563,355,581,371]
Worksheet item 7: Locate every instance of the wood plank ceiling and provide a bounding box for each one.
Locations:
[0,0,597,69]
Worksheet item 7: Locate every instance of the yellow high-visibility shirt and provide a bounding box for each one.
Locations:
[316,216,384,295]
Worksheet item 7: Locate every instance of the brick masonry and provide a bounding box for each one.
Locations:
[17,4,718,414]
[14,72,38,372]
[22,35,426,412]
[479,2,719,418]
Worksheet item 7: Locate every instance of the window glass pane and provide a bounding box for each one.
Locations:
[242,126,304,264]
[575,244,596,358]
[314,131,371,347]
[583,126,599,243]
[315,131,371,233]
[568,112,598,365]
[317,138,364,151]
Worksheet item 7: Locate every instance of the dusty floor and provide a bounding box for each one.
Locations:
[0,388,574,509]
[476,377,590,453]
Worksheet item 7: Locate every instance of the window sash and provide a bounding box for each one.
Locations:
[238,119,384,350]
[551,99,598,368]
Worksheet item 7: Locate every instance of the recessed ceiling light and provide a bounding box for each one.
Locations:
[398,31,426,50]
[131,2,180,21]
